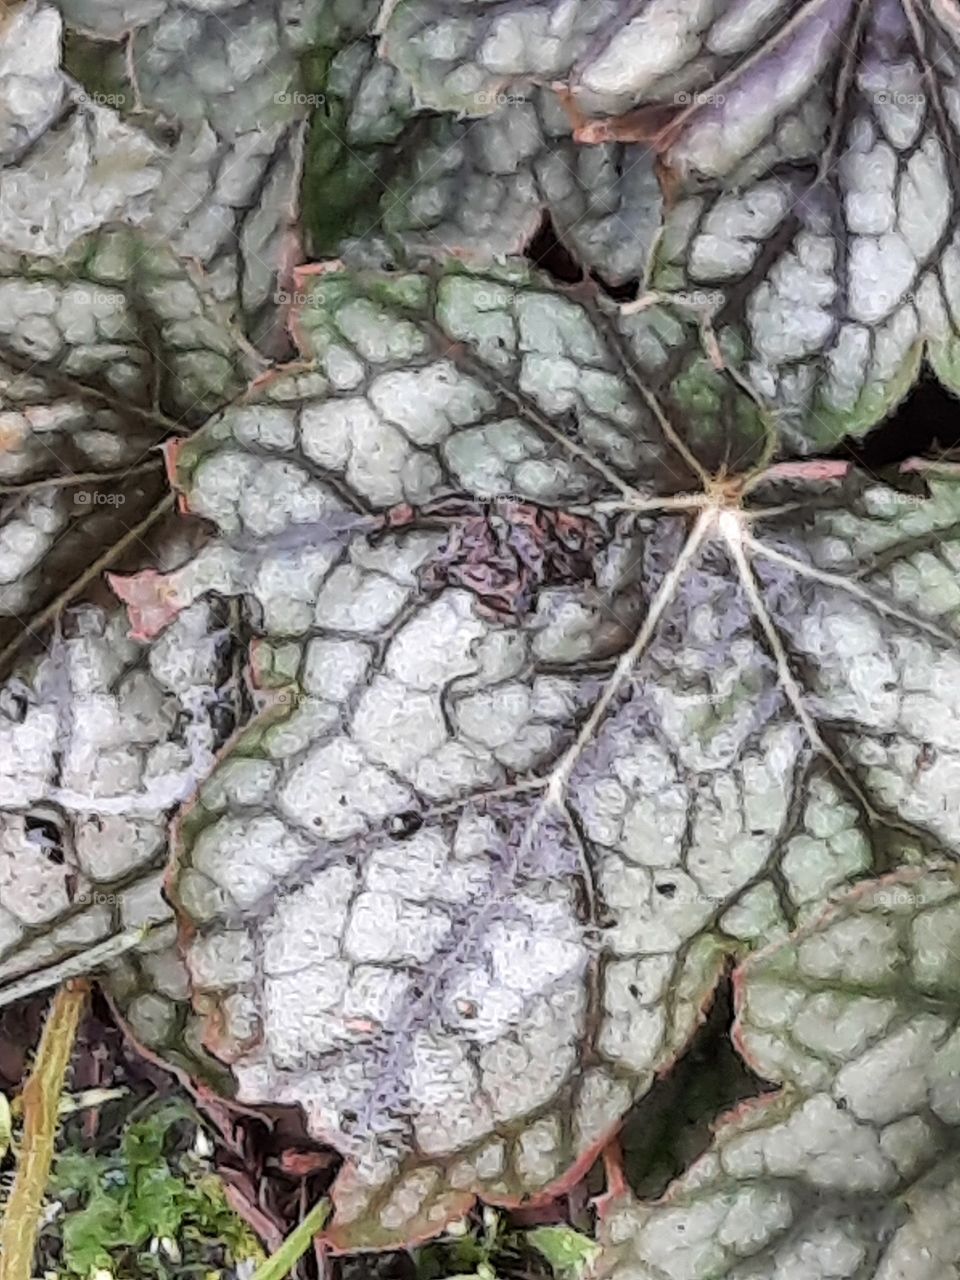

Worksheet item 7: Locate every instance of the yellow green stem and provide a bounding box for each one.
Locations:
[0,980,89,1280]
[249,1198,331,1280]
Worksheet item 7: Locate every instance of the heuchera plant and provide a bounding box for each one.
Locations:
[2,0,960,1272]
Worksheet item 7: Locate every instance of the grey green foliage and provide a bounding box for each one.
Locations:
[378,0,960,445]
[2,0,960,1270]
[100,258,960,1252]
[601,868,960,1279]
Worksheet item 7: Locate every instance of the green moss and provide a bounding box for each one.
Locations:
[50,1102,263,1278]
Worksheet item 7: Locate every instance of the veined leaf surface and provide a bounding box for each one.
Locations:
[102,263,960,1248]
[380,0,960,444]
[601,867,960,1279]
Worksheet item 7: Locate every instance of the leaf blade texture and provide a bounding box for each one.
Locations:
[3,0,960,1256]
[601,866,960,1279]
[100,264,960,1247]
[379,0,960,443]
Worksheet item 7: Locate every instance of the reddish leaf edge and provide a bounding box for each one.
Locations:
[321,1121,623,1255]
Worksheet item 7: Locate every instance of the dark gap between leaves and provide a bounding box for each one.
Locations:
[591,271,641,304]
[520,220,960,475]
[614,976,773,1201]
[525,213,583,285]
[337,1251,417,1280]
[523,213,641,303]
[23,813,65,863]
[829,368,960,468]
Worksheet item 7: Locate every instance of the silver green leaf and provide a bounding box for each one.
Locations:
[0,2,162,256]
[639,0,960,446]
[379,0,960,445]
[90,265,960,1249]
[0,225,254,665]
[601,865,960,1280]
[1,0,312,352]
[304,31,661,287]
[0,600,232,994]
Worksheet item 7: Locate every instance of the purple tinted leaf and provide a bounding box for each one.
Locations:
[379,0,960,444]
[95,266,960,1249]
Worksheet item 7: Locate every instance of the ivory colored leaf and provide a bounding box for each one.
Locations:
[380,0,960,443]
[0,4,267,1034]
[99,264,960,1250]
[640,0,960,446]
[600,866,960,1280]
[0,225,252,1036]
[0,0,69,163]
[0,1,161,257]
[0,0,956,1263]
[377,0,636,117]
[0,600,234,1000]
